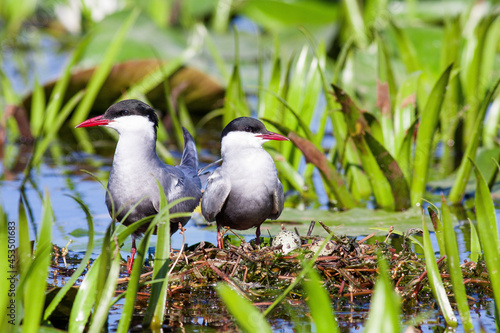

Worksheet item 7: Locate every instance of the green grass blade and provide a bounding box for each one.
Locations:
[411,64,452,206]
[441,199,473,331]
[30,79,45,137]
[390,20,419,73]
[422,213,457,327]
[303,269,339,333]
[427,206,446,258]
[71,9,140,153]
[43,195,95,320]
[216,283,272,333]
[88,238,121,332]
[22,189,53,332]
[71,8,140,126]
[17,196,32,278]
[449,77,500,204]
[342,0,368,48]
[32,90,85,166]
[117,227,154,333]
[469,219,481,263]
[364,255,400,333]
[473,160,500,328]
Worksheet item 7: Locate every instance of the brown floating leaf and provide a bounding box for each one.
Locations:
[22,59,225,114]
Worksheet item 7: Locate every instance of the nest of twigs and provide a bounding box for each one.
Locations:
[119,221,493,307]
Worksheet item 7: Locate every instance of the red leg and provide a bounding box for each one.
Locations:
[217,225,224,249]
[127,238,137,274]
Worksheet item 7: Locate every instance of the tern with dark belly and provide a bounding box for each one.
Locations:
[201,117,288,248]
[76,99,202,272]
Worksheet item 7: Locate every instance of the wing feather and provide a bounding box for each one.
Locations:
[201,168,231,222]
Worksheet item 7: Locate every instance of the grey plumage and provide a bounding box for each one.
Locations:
[201,117,287,247]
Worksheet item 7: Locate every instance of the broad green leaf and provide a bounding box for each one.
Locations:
[411,65,452,206]
[364,132,410,211]
[449,77,500,204]
[364,256,400,333]
[216,283,272,333]
[473,160,500,329]
[303,269,340,333]
[332,84,394,210]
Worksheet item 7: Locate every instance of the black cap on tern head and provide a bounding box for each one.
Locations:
[104,99,159,128]
[220,117,289,142]
[221,117,268,139]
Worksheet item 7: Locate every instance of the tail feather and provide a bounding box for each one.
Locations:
[180,127,199,174]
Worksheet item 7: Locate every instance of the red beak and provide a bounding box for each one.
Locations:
[75,115,111,128]
[256,131,289,141]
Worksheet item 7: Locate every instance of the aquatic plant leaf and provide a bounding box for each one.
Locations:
[472,160,500,325]
[21,190,53,332]
[411,64,452,205]
[332,84,395,210]
[469,220,481,263]
[241,0,338,31]
[216,283,272,333]
[364,132,410,210]
[364,256,400,333]
[422,213,458,327]
[43,195,95,321]
[303,269,340,332]
[441,199,473,330]
[449,76,500,204]
[288,131,356,209]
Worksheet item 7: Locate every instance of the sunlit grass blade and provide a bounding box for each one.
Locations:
[332,84,394,210]
[117,227,154,333]
[30,79,45,137]
[17,196,32,279]
[449,77,500,204]
[32,90,85,166]
[71,8,140,152]
[472,159,500,329]
[216,283,272,333]
[411,64,452,206]
[21,189,53,332]
[43,195,95,320]
[393,72,419,157]
[88,237,121,332]
[303,269,340,333]
[395,119,417,184]
[422,212,457,327]
[441,198,473,331]
[342,0,368,48]
[364,255,400,333]
[390,20,419,73]
[427,206,446,258]
[483,96,500,148]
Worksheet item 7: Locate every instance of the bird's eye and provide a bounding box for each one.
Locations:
[244,126,252,132]
[121,110,129,116]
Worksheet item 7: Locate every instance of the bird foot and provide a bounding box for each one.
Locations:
[126,247,137,274]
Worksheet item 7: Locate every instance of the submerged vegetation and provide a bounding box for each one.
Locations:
[1,0,500,331]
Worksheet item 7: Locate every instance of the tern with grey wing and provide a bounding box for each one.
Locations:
[76,99,202,273]
[201,117,288,248]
